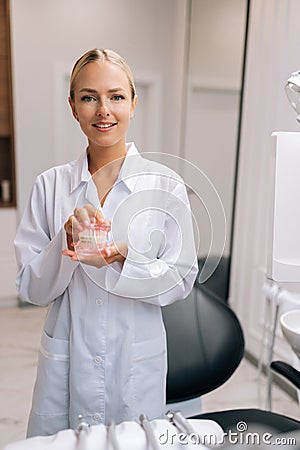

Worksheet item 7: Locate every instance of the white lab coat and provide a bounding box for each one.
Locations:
[14,143,198,437]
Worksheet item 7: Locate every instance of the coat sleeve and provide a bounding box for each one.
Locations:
[106,179,198,306]
[14,176,79,306]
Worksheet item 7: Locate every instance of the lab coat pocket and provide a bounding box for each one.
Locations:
[31,330,70,415]
[132,334,167,419]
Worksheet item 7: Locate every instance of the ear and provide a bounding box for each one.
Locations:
[68,97,79,121]
[130,95,138,119]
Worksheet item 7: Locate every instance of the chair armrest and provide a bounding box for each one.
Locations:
[271,361,300,389]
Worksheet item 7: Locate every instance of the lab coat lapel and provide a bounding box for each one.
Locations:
[85,178,100,208]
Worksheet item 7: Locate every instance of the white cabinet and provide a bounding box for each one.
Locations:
[268,132,300,282]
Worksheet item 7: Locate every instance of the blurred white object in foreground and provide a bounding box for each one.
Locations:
[2,418,224,450]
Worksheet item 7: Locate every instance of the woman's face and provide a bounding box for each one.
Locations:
[69,61,137,152]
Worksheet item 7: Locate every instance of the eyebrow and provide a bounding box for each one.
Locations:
[79,87,127,93]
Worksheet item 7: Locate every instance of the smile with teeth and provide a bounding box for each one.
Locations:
[93,122,117,129]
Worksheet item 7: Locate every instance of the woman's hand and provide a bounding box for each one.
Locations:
[64,204,111,250]
[62,241,128,268]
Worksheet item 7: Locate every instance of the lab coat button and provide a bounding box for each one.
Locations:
[94,356,102,365]
[96,298,103,306]
[93,413,102,421]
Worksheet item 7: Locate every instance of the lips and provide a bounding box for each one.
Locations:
[92,122,117,130]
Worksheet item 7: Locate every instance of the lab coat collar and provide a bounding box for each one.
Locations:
[69,142,144,194]
[116,142,144,192]
[69,150,90,193]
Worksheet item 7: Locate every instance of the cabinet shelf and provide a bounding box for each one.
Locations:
[0,0,16,207]
[0,202,14,208]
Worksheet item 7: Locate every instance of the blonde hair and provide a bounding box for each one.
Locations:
[69,48,136,101]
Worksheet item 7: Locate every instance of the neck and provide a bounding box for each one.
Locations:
[87,142,127,175]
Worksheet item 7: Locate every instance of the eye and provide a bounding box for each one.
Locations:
[111,94,125,101]
[81,95,96,102]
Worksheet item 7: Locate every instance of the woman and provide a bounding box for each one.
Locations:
[14,48,198,437]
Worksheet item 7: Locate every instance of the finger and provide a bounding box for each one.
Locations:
[74,207,91,227]
[83,204,106,226]
[64,218,73,235]
[71,216,84,235]
[62,249,79,261]
[101,242,127,258]
[65,216,83,235]
[100,243,115,258]
[86,205,111,231]
[85,204,104,222]
[98,219,111,232]
[76,252,107,268]
[114,241,128,258]
[74,205,107,228]
[62,249,76,257]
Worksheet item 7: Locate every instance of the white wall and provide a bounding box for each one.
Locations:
[183,0,247,257]
[0,209,18,300]
[230,0,300,363]
[10,0,188,216]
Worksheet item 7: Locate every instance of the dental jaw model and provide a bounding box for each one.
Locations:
[75,223,107,256]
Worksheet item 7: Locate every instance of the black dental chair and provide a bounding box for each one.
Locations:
[162,286,300,438]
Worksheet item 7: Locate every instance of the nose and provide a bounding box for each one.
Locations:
[96,99,110,117]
